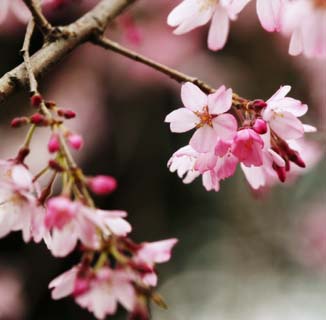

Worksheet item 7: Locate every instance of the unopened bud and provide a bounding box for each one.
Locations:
[48,159,64,172]
[67,133,84,150]
[288,150,306,168]
[251,99,267,111]
[252,118,268,134]
[30,94,43,107]
[87,175,117,195]
[273,163,286,183]
[11,117,28,128]
[57,108,76,119]
[30,113,48,125]
[48,134,60,153]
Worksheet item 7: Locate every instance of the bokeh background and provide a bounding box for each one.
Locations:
[0,1,325,319]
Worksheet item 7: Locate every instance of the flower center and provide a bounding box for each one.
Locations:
[195,106,214,127]
[199,0,217,12]
[314,0,326,8]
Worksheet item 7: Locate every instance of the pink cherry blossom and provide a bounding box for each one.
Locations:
[44,200,131,257]
[0,160,45,242]
[282,0,326,58]
[167,0,250,51]
[49,266,136,320]
[231,128,264,166]
[256,0,285,32]
[165,82,237,152]
[132,238,178,287]
[262,85,307,140]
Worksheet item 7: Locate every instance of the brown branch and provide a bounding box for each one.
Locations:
[21,19,38,94]
[93,36,215,94]
[93,36,247,105]
[23,0,53,35]
[0,0,136,104]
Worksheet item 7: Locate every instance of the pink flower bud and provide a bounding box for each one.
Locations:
[48,159,64,172]
[252,118,268,134]
[67,133,84,150]
[88,175,117,195]
[30,113,47,125]
[273,163,287,182]
[251,99,267,111]
[57,108,76,119]
[11,117,28,128]
[30,94,43,107]
[45,196,76,229]
[48,134,60,153]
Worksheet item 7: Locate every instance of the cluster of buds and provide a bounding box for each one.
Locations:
[0,93,177,319]
[166,82,316,191]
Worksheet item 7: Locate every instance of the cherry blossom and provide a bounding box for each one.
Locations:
[282,0,326,58]
[165,82,237,152]
[44,198,131,257]
[0,160,44,242]
[167,0,250,51]
[262,85,307,140]
[49,266,135,320]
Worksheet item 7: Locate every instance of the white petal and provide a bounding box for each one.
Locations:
[181,82,207,111]
[165,108,198,132]
[190,126,217,152]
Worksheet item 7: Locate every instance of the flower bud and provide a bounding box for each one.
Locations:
[30,113,48,126]
[30,94,43,107]
[48,134,60,153]
[273,163,286,182]
[57,108,76,119]
[251,99,267,111]
[48,159,64,172]
[252,118,268,134]
[67,133,84,150]
[11,117,28,128]
[88,175,117,195]
[288,149,306,168]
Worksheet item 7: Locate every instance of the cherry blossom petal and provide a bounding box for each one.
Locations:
[256,0,283,32]
[165,108,198,132]
[269,111,304,140]
[207,86,232,114]
[194,152,217,173]
[49,267,78,300]
[181,82,207,112]
[241,164,266,189]
[208,6,230,51]
[190,126,217,152]
[212,113,237,140]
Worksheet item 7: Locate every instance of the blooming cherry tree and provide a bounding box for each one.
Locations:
[0,0,323,318]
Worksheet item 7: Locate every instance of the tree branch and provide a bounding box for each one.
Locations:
[0,0,136,104]
[93,36,247,105]
[21,19,38,94]
[23,0,53,35]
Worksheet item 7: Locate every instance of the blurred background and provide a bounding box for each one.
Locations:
[0,0,325,319]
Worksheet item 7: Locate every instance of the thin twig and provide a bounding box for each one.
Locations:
[0,0,137,104]
[93,36,215,94]
[21,19,38,95]
[93,36,247,105]
[23,0,53,36]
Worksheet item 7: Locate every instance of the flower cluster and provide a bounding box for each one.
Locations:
[167,0,326,58]
[165,82,316,191]
[0,93,177,319]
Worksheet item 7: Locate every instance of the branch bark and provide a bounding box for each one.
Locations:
[0,0,136,104]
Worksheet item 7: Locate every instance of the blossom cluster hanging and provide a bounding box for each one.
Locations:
[168,0,326,58]
[166,82,316,191]
[1,94,177,319]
